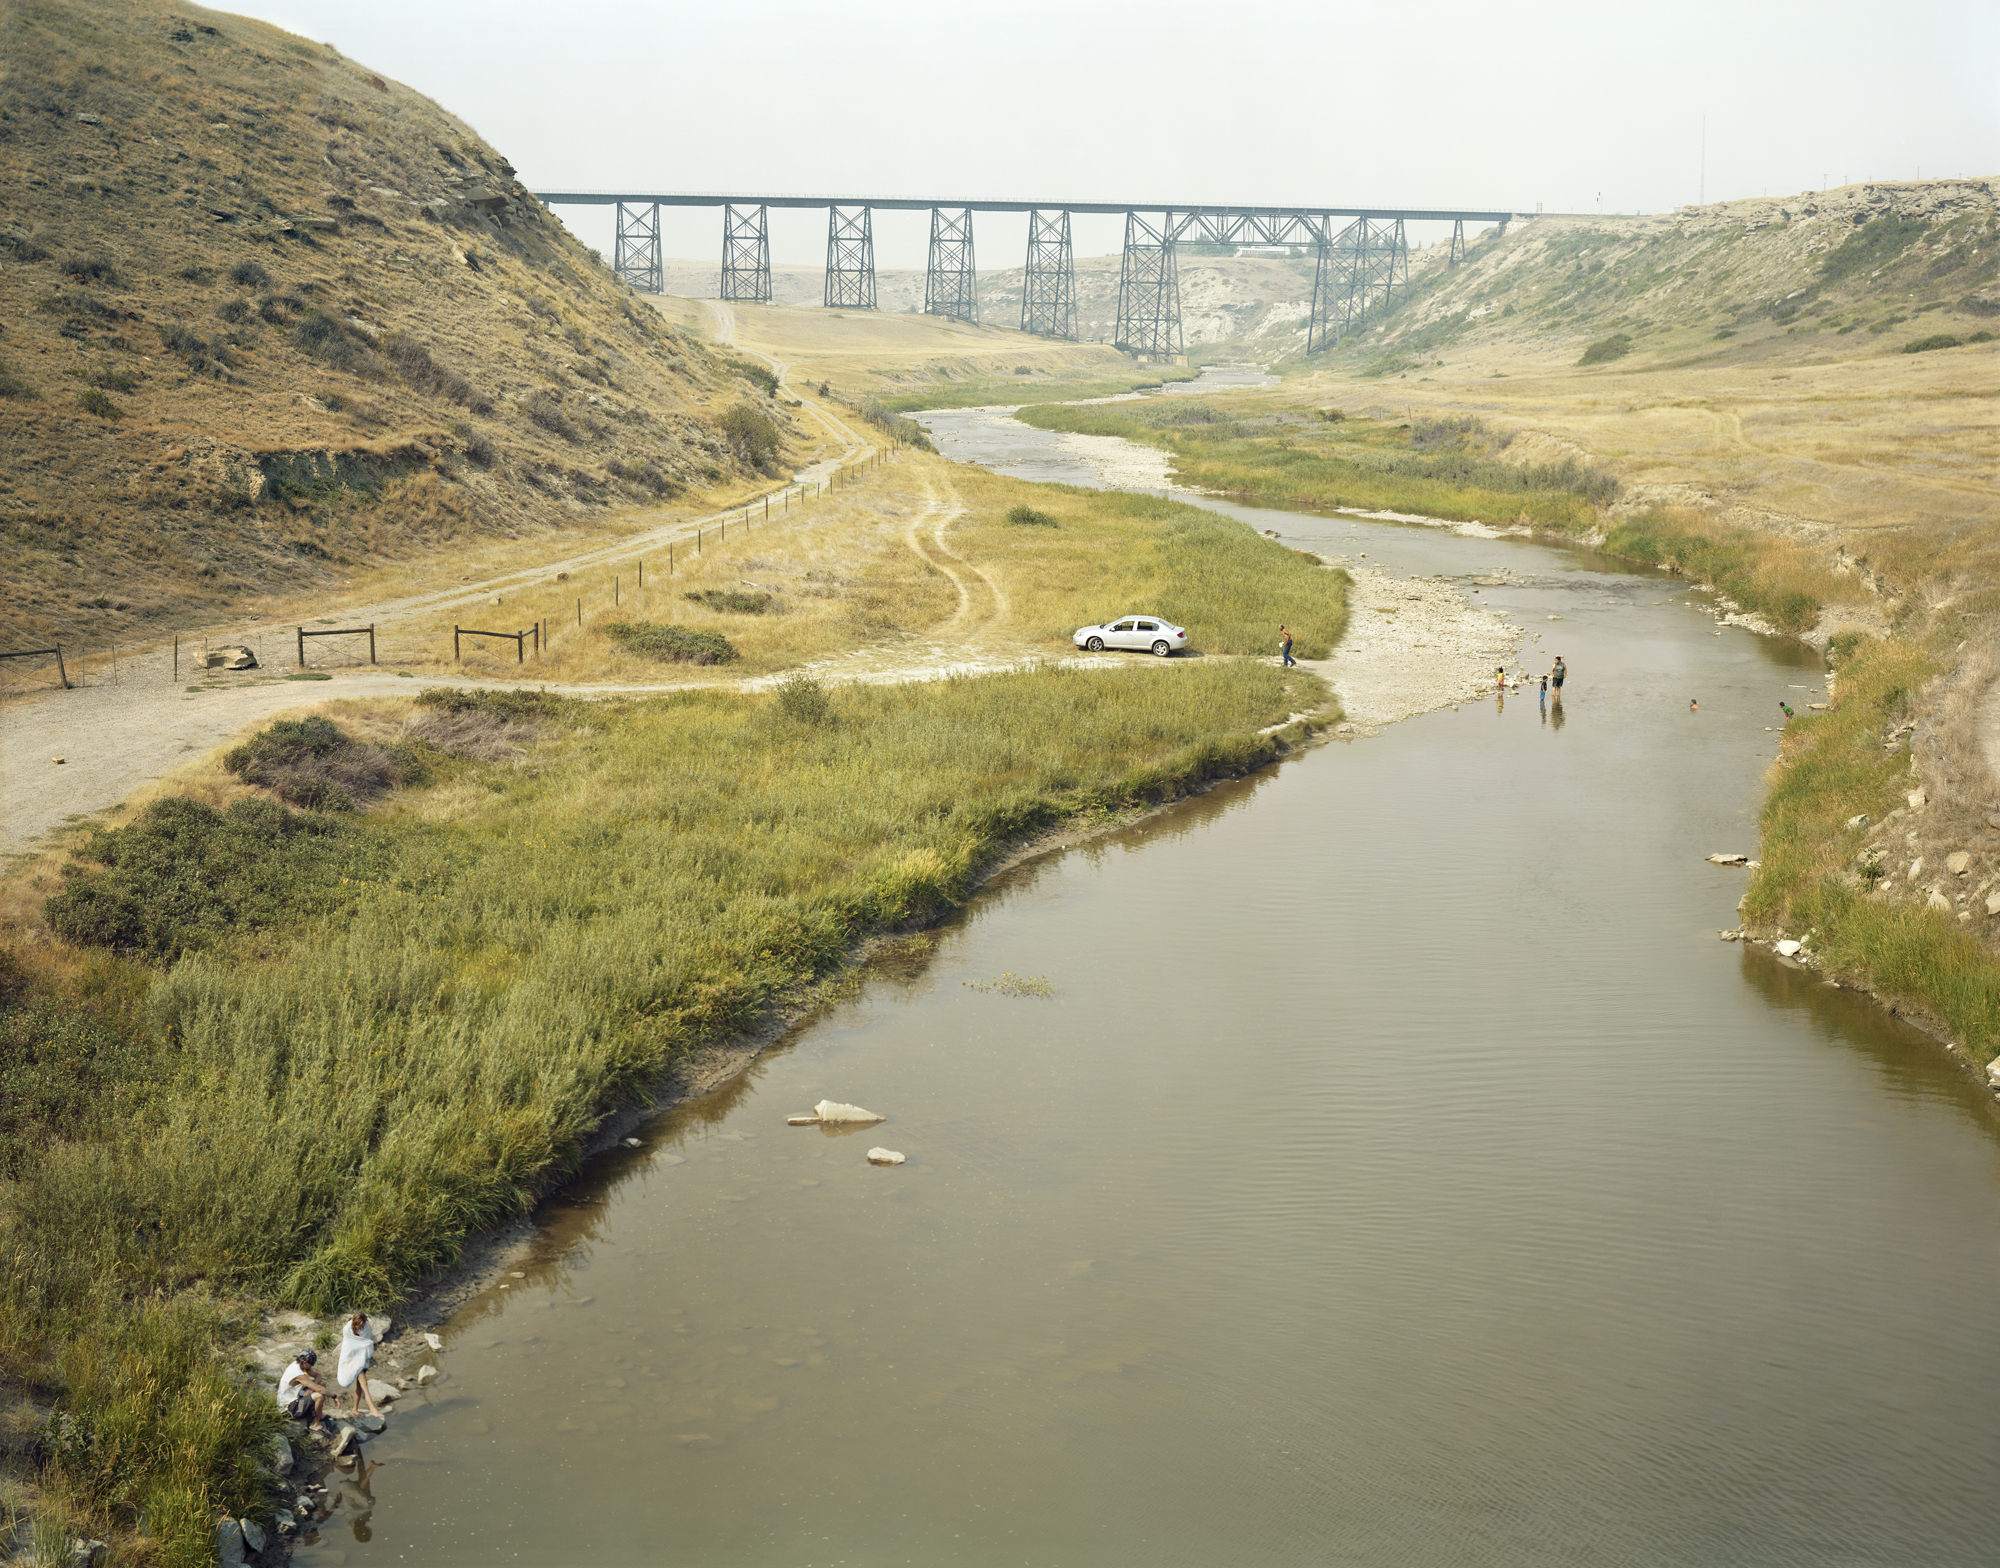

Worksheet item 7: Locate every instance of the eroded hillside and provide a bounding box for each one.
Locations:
[0,0,798,650]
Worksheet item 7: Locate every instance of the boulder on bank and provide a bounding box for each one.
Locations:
[814,1100,885,1125]
[1707,853,1751,866]
[1946,851,1972,875]
[416,1364,439,1385]
[269,1432,293,1476]
[1774,939,1803,957]
[199,645,258,671]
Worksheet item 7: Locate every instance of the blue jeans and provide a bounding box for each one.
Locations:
[1282,647,1295,666]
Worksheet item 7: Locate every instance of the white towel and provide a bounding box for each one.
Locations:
[337,1321,375,1389]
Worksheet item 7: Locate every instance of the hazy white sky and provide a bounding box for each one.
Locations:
[241,0,1999,271]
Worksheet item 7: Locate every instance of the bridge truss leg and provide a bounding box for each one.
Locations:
[614,201,662,293]
[923,208,977,323]
[1449,218,1466,266]
[721,203,771,303]
[1307,217,1411,351]
[1021,209,1077,339]
[1114,211,1182,359]
[824,206,876,308]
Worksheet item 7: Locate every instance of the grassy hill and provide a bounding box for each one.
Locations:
[0,0,803,653]
[1317,181,1997,376]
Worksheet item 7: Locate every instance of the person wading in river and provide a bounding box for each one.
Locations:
[1549,655,1567,703]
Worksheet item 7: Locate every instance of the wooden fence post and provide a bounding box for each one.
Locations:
[454,626,461,661]
[55,645,68,688]
[576,598,582,626]
[297,626,306,668]
[368,625,376,664]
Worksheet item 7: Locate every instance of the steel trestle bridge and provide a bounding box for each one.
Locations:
[540,191,1517,355]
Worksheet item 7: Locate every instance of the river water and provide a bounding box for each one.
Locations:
[295,395,2000,1567]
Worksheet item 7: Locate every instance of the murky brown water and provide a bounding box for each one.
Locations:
[295,418,2000,1567]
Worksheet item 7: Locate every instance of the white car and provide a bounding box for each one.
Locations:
[1072,614,1188,657]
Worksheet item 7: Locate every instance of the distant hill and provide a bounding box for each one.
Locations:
[0,0,791,650]
[1324,181,1997,374]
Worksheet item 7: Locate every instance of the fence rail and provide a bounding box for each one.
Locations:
[455,625,539,663]
[297,624,377,667]
[0,645,69,688]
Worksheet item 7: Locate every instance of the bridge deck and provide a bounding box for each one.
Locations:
[534,192,1515,223]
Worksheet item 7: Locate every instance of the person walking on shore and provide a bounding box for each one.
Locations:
[1549,656,1567,702]
[338,1312,385,1420]
[1279,626,1295,668]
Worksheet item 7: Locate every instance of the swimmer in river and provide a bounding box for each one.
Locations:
[1690,699,1700,711]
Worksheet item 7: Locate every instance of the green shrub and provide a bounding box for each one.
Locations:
[61,253,121,285]
[223,716,426,811]
[683,587,772,614]
[523,388,578,439]
[773,671,832,724]
[43,795,367,962]
[1578,333,1633,365]
[1901,331,1993,353]
[228,257,271,288]
[75,389,122,419]
[717,404,782,468]
[1005,504,1057,527]
[722,356,779,396]
[602,621,739,664]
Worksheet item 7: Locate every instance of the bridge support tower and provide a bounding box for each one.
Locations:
[1021,209,1077,339]
[1114,211,1182,359]
[1449,218,1466,266]
[923,208,977,323]
[1306,217,1410,352]
[721,203,771,303]
[825,206,876,308]
[614,202,662,293]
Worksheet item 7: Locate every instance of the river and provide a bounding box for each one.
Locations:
[293,390,2000,1567]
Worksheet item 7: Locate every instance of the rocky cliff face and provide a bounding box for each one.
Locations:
[1,0,789,649]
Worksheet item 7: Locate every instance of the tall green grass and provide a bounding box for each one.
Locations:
[1746,637,2000,1059]
[14,663,1322,1308]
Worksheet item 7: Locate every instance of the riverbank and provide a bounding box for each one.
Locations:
[1014,391,2000,1081]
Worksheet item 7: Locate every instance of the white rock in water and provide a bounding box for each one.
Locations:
[269,1432,293,1475]
[423,1332,444,1351]
[416,1364,440,1385]
[1947,851,1972,875]
[623,1137,642,1147]
[216,1520,246,1568]
[866,1147,906,1166]
[1987,1059,2000,1084]
[786,1115,820,1126]
[240,1519,266,1553]
[815,1100,885,1125]
[1706,853,1750,866]
[1774,940,1803,957]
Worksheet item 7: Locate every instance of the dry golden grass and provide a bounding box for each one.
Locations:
[702,299,1135,403]
[0,0,815,653]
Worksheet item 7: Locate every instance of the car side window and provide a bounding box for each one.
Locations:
[1111,621,1134,632]
[1137,621,1157,631]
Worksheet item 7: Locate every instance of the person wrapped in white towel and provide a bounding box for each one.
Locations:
[337,1311,386,1419]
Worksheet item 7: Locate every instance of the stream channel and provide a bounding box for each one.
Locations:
[295,383,2000,1566]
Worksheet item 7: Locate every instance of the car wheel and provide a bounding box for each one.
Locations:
[1085,636,1104,652]
[1152,640,1172,657]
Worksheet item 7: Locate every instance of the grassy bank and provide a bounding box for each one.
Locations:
[1017,400,1862,637]
[878,365,1200,413]
[2,656,1328,1555]
[1747,637,2000,1061]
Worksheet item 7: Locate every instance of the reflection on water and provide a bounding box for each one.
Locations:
[299,403,2000,1567]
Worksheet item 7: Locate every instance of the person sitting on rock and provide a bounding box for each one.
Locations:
[278,1349,333,1432]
